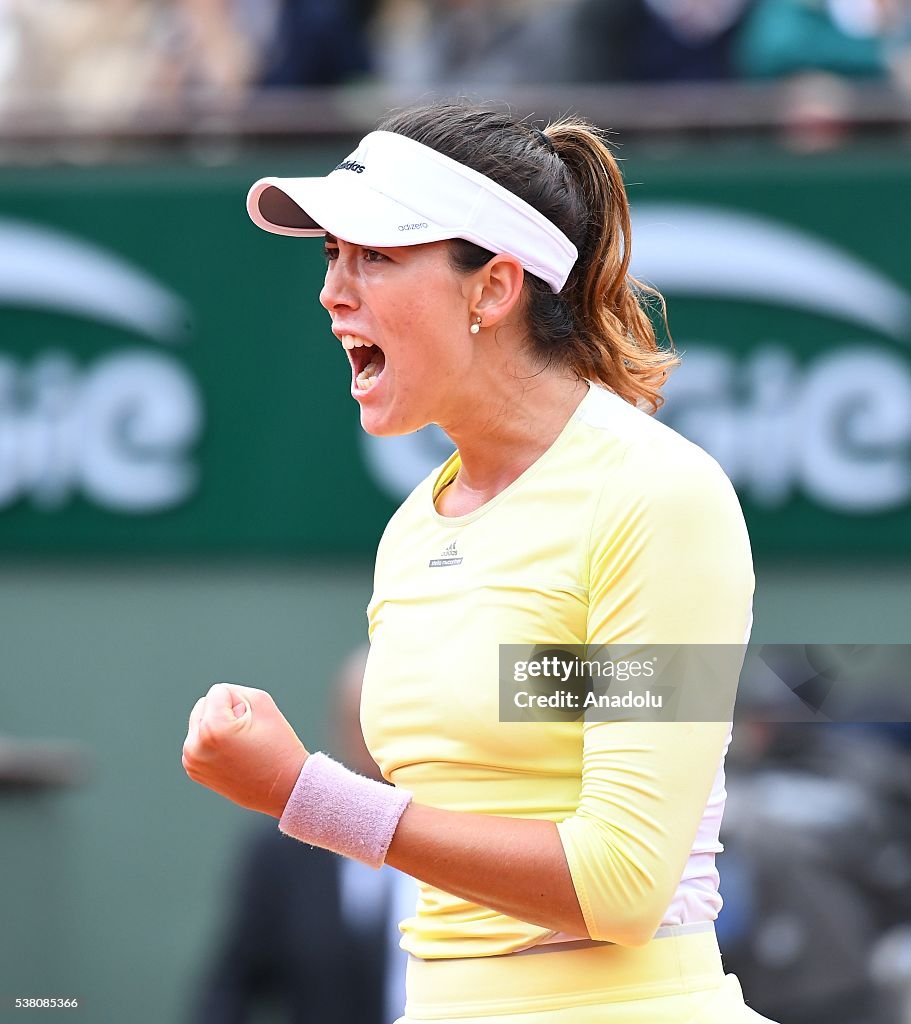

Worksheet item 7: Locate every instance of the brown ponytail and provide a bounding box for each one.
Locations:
[378,102,678,413]
[542,119,677,413]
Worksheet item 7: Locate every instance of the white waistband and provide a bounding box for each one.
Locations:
[413,921,718,962]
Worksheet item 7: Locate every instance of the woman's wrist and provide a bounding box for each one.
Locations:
[278,751,413,867]
[266,744,309,819]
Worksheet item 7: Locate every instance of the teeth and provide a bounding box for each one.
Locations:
[355,360,381,391]
[340,334,375,349]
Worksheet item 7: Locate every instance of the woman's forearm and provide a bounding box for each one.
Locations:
[384,803,589,938]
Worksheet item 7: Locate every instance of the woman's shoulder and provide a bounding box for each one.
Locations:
[578,390,754,604]
[576,385,732,495]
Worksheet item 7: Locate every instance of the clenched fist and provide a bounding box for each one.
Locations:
[182,683,308,818]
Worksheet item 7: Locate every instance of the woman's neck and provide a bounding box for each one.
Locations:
[436,375,590,513]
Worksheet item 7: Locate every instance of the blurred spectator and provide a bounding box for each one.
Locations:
[159,0,269,102]
[734,1,911,151]
[256,0,372,87]
[0,0,275,119]
[774,71,858,152]
[0,0,171,117]
[189,646,416,1024]
[372,0,581,87]
[736,0,911,81]
[720,721,911,1023]
[572,0,754,82]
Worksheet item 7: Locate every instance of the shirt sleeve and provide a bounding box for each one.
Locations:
[556,441,754,946]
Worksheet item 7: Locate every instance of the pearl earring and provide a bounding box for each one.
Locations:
[469,316,481,335]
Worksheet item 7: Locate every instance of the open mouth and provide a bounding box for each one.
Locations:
[344,337,386,392]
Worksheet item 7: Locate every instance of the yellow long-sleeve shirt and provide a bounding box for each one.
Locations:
[361,383,754,958]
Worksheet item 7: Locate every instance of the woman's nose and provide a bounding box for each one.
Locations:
[319,259,358,313]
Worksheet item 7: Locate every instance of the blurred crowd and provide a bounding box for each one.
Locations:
[1,0,910,119]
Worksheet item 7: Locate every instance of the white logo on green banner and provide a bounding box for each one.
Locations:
[0,219,202,512]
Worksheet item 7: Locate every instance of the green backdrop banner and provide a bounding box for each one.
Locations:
[1,146,909,555]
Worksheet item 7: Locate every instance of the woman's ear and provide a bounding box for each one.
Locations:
[471,254,525,327]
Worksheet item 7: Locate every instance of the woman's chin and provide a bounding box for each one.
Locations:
[358,404,427,438]
[358,404,395,437]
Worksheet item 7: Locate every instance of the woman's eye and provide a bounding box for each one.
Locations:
[323,247,339,262]
[363,249,387,263]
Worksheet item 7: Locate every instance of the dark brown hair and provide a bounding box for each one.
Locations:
[379,101,677,413]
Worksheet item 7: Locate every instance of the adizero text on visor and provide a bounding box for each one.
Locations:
[246,131,578,294]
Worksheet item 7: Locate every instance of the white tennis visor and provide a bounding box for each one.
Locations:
[246,130,578,294]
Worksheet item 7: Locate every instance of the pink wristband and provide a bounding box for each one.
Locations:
[278,752,413,868]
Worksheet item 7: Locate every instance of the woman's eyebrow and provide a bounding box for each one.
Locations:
[324,233,338,244]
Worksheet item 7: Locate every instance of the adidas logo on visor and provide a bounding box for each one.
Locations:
[335,160,366,173]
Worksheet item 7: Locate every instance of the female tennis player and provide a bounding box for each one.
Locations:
[183,101,775,1023]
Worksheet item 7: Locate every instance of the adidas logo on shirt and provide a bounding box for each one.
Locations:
[429,539,463,567]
